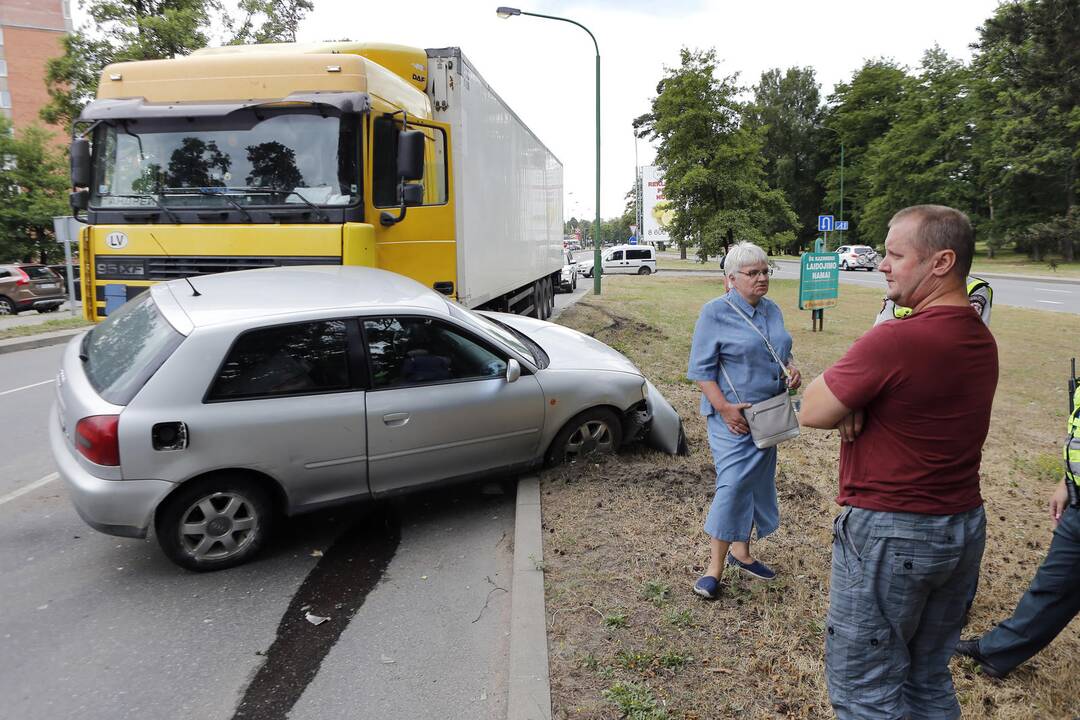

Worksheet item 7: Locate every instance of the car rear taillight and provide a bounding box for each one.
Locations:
[75,415,120,466]
[15,268,29,286]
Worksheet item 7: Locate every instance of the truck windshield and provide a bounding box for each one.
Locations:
[90,109,359,209]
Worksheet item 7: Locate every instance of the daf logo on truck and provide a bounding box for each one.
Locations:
[105,232,129,250]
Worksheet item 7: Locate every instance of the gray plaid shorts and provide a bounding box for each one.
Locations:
[825,505,985,720]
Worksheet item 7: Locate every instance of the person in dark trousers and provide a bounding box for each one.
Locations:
[954,386,1080,679]
[800,205,999,720]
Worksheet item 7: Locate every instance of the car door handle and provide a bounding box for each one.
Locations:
[382,412,410,427]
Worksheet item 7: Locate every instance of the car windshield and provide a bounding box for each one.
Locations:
[81,293,185,405]
[90,108,359,209]
[447,303,544,367]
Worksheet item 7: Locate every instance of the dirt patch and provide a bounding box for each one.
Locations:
[542,275,1080,719]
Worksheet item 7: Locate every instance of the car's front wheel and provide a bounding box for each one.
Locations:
[546,407,623,466]
[840,260,849,271]
[155,475,274,571]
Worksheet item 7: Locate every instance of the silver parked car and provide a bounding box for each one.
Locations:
[51,266,685,571]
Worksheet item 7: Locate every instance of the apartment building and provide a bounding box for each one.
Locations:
[0,0,72,135]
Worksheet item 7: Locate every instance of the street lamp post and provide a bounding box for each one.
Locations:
[820,125,844,249]
[497,6,602,295]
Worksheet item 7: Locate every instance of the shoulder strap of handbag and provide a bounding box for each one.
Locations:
[723,296,791,380]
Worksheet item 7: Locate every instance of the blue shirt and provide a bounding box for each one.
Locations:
[687,291,793,416]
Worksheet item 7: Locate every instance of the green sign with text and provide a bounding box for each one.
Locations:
[799,252,839,310]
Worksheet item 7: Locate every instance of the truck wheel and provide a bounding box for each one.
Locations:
[546,408,622,466]
[572,274,577,290]
[637,266,652,275]
[155,475,274,572]
[544,278,554,318]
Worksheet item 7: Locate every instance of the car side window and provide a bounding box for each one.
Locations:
[609,250,623,261]
[0,269,9,278]
[626,249,650,260]
[364,317,507,389]
[208,320,351,400]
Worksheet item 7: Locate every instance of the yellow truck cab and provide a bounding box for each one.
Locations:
[70,42,564,320]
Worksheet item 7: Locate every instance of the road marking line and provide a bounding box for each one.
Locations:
[0,379,54,397]
[0,472,59,507]
[1037,300,1064,305]
[1036,287,1071,294]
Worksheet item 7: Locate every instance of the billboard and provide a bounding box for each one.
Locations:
[641,165,672,246]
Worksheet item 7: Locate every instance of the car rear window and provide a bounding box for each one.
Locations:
[81,293,185,405]
[21,266,57,279]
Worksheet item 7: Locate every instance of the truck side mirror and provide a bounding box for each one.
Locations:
[397,130,425,181]
[71,138,91,188]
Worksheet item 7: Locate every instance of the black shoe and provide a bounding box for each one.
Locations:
[955,639,1009,680]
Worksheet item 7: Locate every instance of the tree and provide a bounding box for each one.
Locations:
[968,0,1080,257]
[42,0,314,129]
[820,60,909,245]
[860,48,978,246]
[0,119,71,263]
[747,67,825,252]
[635,49,796,261]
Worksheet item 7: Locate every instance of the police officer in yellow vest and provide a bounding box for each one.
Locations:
[955,385,1080,678]
[876,276,992,325]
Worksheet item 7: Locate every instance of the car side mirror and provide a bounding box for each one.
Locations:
[397,130,425,181]
[71,138,91,188]
[506,358,521,383]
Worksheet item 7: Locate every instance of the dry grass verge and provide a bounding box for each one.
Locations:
[542,275,1080,719]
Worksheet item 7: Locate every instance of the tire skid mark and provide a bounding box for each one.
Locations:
[231,507,400,720]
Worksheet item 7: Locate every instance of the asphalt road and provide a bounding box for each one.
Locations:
[0,342,516,720]
[773,260,1080,314]
[659,260,1080,315]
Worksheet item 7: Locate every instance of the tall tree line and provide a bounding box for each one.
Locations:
[640,0,1079,261]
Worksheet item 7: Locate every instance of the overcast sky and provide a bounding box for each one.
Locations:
[79,0,1006,220]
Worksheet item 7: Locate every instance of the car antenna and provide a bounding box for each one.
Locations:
[149,232,201,297]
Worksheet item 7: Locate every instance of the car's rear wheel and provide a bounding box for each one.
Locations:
[638,266,652,275]
[155,475,273,572]
[572,273,577,290]
[0,297,15,315]
[546,408,623,466]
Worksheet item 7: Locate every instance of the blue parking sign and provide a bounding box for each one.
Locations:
[835,220,849,231]
[817,215,834,232]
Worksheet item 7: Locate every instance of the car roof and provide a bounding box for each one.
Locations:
[608,244,651,251]
[153,265,451,329]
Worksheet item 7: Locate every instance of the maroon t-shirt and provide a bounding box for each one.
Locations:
[823,305,998,514]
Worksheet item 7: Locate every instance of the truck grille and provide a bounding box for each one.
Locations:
[95,256,341,281]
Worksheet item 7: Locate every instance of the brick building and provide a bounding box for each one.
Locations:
[0,0,72,136]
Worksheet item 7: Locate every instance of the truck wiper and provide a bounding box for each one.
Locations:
[277,189,330,222]
[162,187,254,222]
[103,193,181,224]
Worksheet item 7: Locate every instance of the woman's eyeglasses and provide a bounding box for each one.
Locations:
[736,268,773,279]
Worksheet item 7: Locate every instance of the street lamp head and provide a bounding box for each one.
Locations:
[496,6,521,18]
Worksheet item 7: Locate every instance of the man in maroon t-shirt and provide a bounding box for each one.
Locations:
[801,205,998,720]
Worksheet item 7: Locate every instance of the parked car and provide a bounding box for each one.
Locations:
[51,266,685,571]
[578,244,658,278]
[836,245,880,271]
[0,263,66,315]
[558,251,578,293]
[48,263,82,302]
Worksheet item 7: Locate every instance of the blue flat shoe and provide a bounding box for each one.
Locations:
[727,554,776,581]
[693,575,720,600]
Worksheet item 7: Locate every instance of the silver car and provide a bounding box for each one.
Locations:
[51,266,685,571]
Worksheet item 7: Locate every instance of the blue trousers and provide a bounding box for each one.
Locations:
[826,506,985,720]
[976,504,1080,673]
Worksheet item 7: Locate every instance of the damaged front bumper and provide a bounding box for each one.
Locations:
[623,380,688,456]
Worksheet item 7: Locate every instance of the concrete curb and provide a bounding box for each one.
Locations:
[507,475,551,720]
[0,328,84,356]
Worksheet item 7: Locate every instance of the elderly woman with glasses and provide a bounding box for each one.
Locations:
[686,242,800,599]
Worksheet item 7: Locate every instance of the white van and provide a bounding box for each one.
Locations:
[579,244,657,277]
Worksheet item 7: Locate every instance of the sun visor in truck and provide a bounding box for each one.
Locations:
[77,92,371,122]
